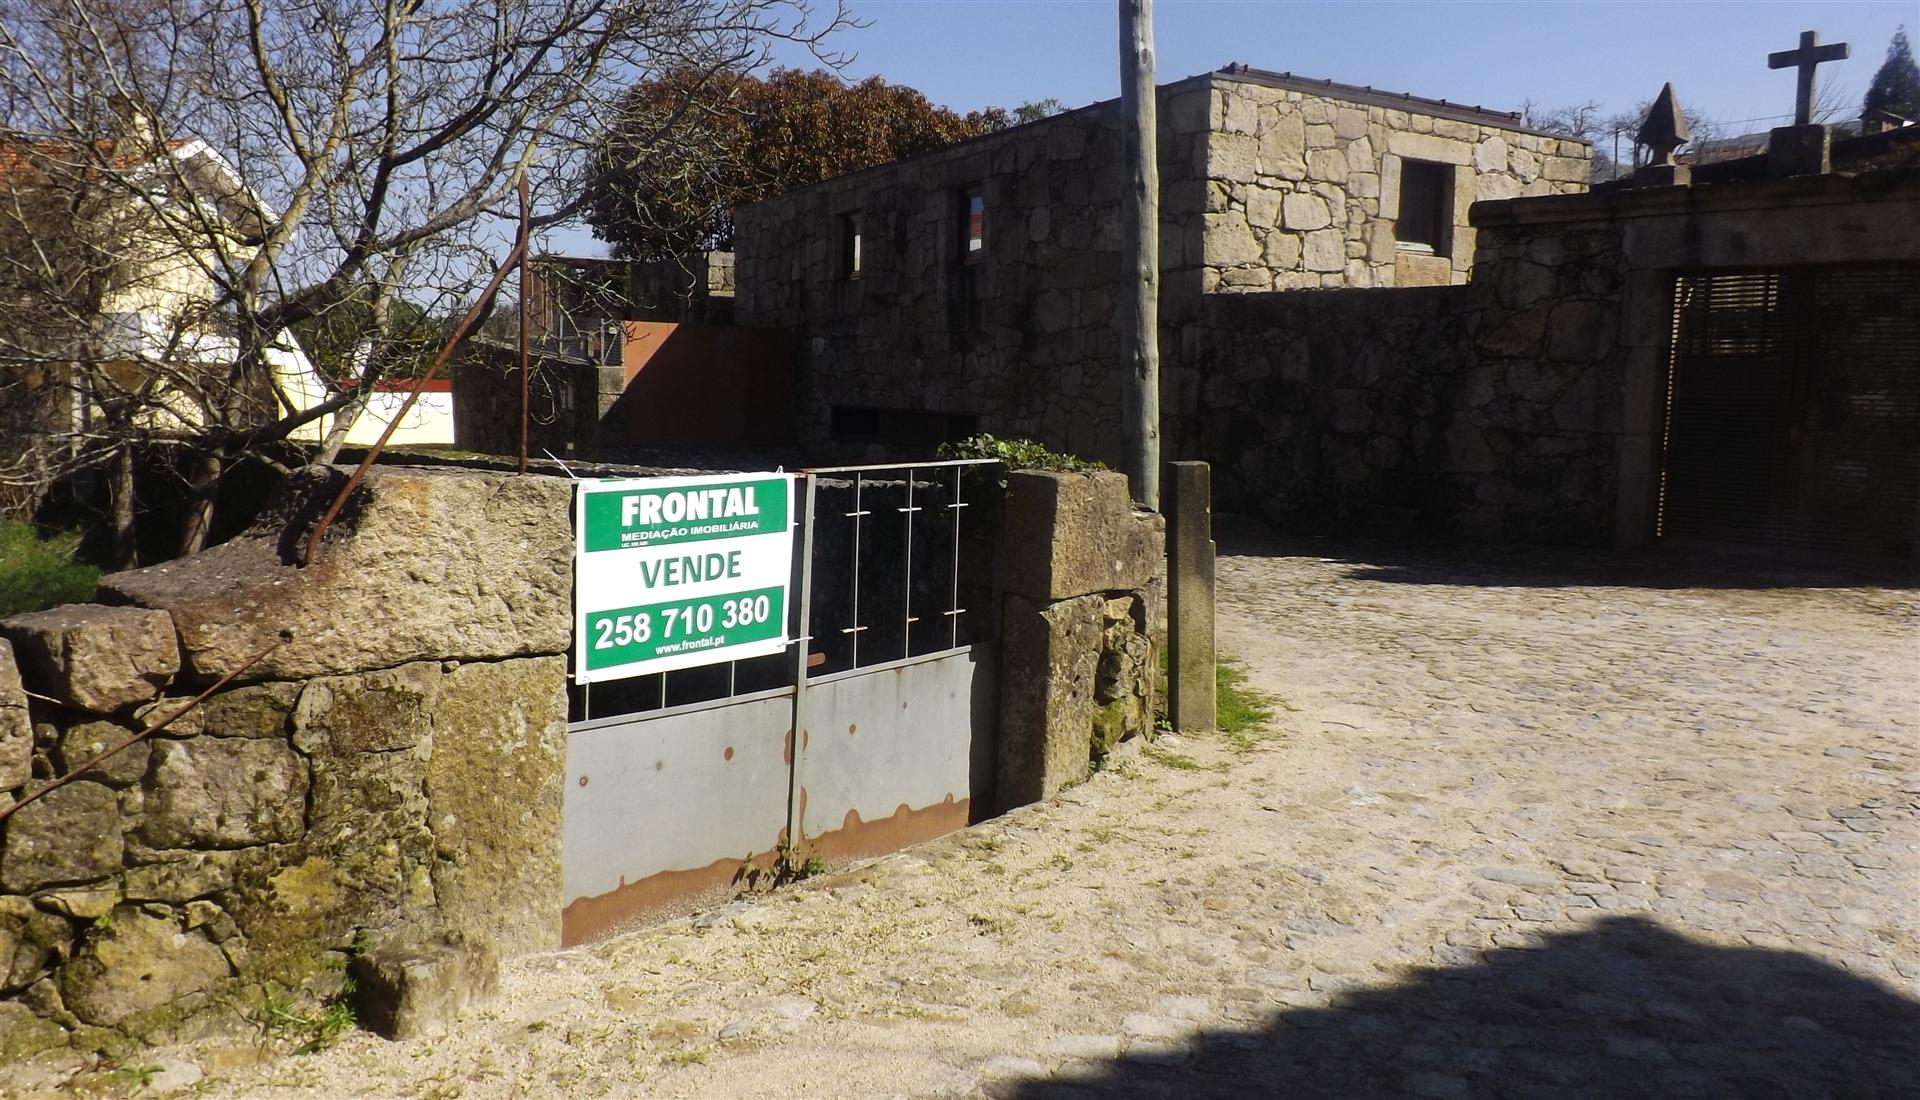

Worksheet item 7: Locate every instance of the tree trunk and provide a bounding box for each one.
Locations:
[314,389,370,466]
[176,450,222,557]
[107,444,139,571]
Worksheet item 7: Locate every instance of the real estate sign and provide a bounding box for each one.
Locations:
[573,473,795,683]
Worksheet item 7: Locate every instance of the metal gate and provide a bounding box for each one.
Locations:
[560,459,1002,945]
[1657,265,1920,561]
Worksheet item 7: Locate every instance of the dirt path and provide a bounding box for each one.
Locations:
[114,543,1920,1098]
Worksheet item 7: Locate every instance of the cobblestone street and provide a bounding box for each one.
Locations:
[184,541,1918,1099]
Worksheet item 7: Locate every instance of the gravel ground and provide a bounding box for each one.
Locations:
[56,541,1920,1098]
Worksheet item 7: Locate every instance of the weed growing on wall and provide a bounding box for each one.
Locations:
[936,434,1108,473]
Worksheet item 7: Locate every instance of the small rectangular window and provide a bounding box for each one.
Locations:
[1395,160,1451,255]
[837,213,862,280]
[959,187,984,259]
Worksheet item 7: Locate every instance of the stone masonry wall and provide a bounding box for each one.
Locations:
[1185,76,1590,293]
[0,467,572,1067]
[734,69,1587,467]
[1178,215,1632,542]
[1182,169,1920,545]
[734,92,1210,466]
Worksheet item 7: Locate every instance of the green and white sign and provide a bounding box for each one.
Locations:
[573,473,794,683]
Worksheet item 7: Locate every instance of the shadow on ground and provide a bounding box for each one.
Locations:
[1216,526,1920,592]
[1004,916,1920,1100]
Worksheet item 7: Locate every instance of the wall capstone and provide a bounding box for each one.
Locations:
[99,468,574,684]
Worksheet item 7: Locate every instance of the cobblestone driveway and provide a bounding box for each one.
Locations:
[186,542,1918,1099]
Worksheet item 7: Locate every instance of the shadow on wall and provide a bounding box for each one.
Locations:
[1216,527,1920,592]
[1006,916,1920,1099]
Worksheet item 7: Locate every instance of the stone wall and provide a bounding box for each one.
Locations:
[1179,166,1920,545]
[996,471,1164,808]
[734,92,1209,466]
[1178,213,1629,543]
[734,68,1587,466]
[627,251,736,325]
[0,467,572,1066]
[1186,74,1590,293]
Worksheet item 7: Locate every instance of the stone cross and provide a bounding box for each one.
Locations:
[1768,30,1849,126]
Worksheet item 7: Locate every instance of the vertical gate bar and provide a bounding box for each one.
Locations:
[902,467,915,659]
[849,473,863,669]
[949,466,963,649]
[659,671,667,710]
[785,474,817,854]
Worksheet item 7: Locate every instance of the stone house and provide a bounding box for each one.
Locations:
[730,65,1590,461]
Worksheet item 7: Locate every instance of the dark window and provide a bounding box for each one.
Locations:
[959,187,985,259]
[837,213,862,279]
[1395,160,1451,255]
[831,405,980,446]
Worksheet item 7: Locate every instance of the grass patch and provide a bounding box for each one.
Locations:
[0,521,100,617]
[1141,744,1203,771]
[1216,661,1281,751]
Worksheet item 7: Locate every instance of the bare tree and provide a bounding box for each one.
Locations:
[0,0,847,561]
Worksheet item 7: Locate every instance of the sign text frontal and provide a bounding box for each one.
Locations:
[574,473,794,683]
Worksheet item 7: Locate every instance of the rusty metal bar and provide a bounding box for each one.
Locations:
[517,175,530,476]
[302,213,531,564]
[0,644,278,825]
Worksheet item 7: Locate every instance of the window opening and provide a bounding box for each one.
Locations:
[1395,160,1451,255]
[838,213,863,279]
[960,187,984,258]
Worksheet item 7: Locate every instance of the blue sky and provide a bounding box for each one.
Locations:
[544,1,1913,255]
[814,1,1910,126]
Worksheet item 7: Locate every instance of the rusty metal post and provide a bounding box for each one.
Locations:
[517,175,530,475]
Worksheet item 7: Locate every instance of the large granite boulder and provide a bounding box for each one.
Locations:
[0,605,179,713]
[99,467,574,684]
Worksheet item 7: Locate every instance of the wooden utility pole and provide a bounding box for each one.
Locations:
[1119,0,1160,510]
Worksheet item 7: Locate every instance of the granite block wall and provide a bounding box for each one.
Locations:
[0,467,572,1067]
[1184,75,1591,293]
